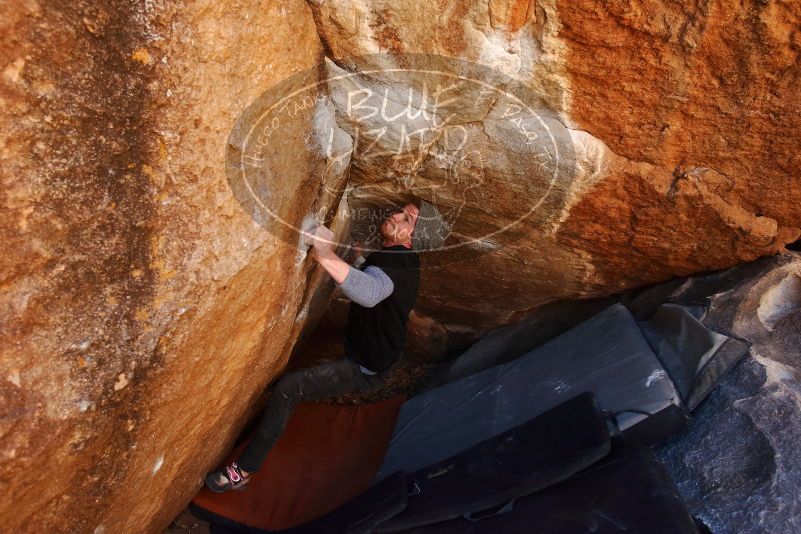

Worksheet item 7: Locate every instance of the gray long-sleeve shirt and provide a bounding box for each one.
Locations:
[337,265,394,308]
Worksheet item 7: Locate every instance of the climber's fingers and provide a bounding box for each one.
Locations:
[303,224,336,255]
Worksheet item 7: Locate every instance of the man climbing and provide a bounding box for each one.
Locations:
[205,201,436,492]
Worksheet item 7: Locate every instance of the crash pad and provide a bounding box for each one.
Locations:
[404,442,700,533]
[638,303,750,410]
[277,472,409,534]
[377,304,682,480]
[290,392,611,534]
[192,395,406,531]
[377,392,611,532]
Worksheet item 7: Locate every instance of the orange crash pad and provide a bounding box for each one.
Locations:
[192,395,406,531]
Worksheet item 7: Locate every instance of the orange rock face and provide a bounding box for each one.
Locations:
[304,0,800,329]
[1,1,800,533]
[555,0,801,291]
[1,1,345,532]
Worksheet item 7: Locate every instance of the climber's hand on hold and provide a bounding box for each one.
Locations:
[305,224,336,260]
[305,224,350,284]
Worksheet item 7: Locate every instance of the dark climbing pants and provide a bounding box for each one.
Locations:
[237,357,386,473]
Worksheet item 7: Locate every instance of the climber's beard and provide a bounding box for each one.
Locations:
[380,219,411,244]
[380,219,397,240]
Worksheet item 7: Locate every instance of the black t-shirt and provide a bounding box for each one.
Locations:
[344,245,420,373]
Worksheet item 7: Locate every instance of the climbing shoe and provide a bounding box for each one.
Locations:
[204,462,251,493]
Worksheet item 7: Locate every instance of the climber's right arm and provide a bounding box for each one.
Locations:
[337,265,394,308]
[305,225,393,307]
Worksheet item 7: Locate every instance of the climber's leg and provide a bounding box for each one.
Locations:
[235,357,383,474]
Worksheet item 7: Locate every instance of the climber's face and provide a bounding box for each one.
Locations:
[381,203,419,244]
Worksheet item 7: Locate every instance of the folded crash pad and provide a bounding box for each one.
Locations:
[191,395,406,532]
[638,303,750,410]
[404,442,700,534]
[377,304,682,480]
[377,392,611,532]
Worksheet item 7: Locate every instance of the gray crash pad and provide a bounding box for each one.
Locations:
[376,304,682,480]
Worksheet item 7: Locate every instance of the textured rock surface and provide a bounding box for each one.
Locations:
[307,0,801,334]
[624,254,801,534]
[2,1,801,533]
[1,1,347,532]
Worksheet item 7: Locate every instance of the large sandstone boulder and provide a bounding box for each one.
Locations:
[307,0,800,334]
[2,1,799,532]
[1,1,347,532]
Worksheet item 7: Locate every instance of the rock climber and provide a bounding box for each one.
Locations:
[205,201,441,492]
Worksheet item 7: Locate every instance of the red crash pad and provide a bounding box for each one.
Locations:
[192,395,406,531]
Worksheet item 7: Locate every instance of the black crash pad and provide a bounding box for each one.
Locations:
[378,305,683,480]
[376,392,611,532]
[404,442,700,534]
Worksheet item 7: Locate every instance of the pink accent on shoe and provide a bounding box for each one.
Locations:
[226,464,242,483]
